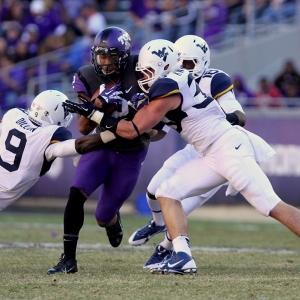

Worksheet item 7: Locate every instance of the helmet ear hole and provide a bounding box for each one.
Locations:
[164,64,169,71]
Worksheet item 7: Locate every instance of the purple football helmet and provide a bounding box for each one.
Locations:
[91,27,131,76]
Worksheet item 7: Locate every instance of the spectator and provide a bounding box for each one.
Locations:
[232,73,255,106]
[23,0,64,43]
[254,76,283,108]
[159,0,176,40]
[282,81,300,107]
[170,0,198,41]
[0,54,26,111]
[1,0,28,24]
[123,0,161,50]
[201,0,228,48]
[2,21,22,58]
[0,37,8,57]
[225,0,245,24]
[274,60,300,95]
[75,3,107,38]
[21,24,40,59]
[13,40,32,63]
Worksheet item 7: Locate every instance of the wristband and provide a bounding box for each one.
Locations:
[226,113,239,125]
[100,131,117,143]
[90,110,104,124]
[99,114,120,134]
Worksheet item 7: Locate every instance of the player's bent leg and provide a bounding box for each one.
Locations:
[269,201,300,237]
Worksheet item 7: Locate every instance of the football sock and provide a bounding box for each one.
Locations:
[160,232,173,250]
[63,187,87,260]
[146,191,165,226]
[172,235,192,256]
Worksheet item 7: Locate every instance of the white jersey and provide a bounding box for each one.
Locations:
[148,68,233,153]
[0,108,72,209]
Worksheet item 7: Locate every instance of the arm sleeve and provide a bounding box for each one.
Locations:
[44,139,77,161]
[217,91,245,114]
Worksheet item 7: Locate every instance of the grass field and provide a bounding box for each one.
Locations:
[0,207,300,300]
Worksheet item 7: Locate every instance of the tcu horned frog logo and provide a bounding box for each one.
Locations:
[152,47,169,62]
[118,32,131,51]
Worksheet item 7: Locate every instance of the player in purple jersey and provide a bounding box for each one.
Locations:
[47,27,165,275]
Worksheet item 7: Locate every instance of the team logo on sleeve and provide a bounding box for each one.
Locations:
[152,47,169,62]
[196,43,208,54]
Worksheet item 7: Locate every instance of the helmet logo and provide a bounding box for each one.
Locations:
[118,33,131,50]
[152,47,169,62]
[196,43,208,54]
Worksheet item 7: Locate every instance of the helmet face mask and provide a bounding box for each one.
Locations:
[91,27,131,76]
[136,39,180,93]
[28,90,73,128]
[175,35,210,79]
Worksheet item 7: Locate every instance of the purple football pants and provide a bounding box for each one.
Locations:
[72,147,148,223]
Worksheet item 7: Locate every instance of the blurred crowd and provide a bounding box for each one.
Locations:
[0,0,299,114]
[233,60,300,108]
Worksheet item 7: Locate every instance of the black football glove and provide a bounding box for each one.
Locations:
[63,96,96,118]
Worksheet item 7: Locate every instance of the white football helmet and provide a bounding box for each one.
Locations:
[28,90,73,127]
[136,39,181,93]
[175,35,210,79]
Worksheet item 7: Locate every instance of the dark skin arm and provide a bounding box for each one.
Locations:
[74,133,105,154]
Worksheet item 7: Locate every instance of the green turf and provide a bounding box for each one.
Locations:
[0,211,299,299]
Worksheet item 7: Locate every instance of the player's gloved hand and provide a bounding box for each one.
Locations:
[64,96,97,118]
[129,93,148,110]
[97,84,125,112]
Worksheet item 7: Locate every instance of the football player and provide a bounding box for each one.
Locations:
[0,90,104,211]
[47,27,166,275]
[64,38,300,275]
[128,35,247,267]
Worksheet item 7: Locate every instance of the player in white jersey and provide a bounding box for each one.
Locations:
[64,39,300,275]
[0,90,104,211]
[128,36,247,267]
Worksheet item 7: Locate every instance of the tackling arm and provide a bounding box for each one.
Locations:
[44,134,110,161]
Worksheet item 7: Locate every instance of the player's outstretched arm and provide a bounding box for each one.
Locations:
[44,133,116,161]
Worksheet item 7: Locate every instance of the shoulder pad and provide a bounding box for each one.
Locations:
[149,78,180,101]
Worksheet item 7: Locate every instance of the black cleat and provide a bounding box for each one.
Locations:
[47,253,78,274]
[106,212,123,247]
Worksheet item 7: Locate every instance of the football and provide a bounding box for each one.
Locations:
[92,83,118,115]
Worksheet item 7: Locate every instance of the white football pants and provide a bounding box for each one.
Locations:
[156,128,281,216]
